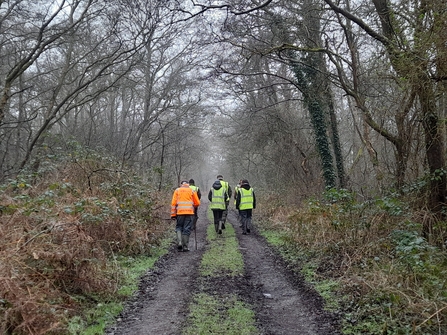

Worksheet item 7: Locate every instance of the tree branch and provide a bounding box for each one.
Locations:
[323,0,390,47]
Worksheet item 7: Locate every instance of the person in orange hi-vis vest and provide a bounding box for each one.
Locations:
[171,180,200,252]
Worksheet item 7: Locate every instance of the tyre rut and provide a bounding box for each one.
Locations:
[106,200,339,334]
[228,209,339,334]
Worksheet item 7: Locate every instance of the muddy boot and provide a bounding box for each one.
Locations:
[242,220,247,235]
[176,231,183,251]
[222,210,227,229]
[218,221,223,235]
[181,235,190,252]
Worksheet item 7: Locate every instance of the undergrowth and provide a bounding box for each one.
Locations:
[67,247,169,334]
[257,189,447,335]
[0,147,171,334]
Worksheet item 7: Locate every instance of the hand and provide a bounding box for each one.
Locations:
[171,216,177,220]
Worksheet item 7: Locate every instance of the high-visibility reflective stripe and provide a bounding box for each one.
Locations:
[239,188,254,210]
[220,181,229,190]
[171,186,197,215]
[220,181,230,196]
[234,186,240,204]
[210,188,226,210]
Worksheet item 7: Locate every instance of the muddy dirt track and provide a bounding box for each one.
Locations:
[106,200,340,335]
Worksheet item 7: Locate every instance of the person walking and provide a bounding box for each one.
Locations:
[171,180,200,251]
[189,178,201,231]
[208,179,229,235]
[235,179,256,235]
[234,180,242,227]
[216,174,232,229]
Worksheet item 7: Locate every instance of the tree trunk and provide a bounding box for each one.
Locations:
[418,76,446,212]
[325,0,447,222]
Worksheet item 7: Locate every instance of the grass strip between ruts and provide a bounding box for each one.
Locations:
[183,293,258,335]
[199,221,244,276]
[183,213,258,334]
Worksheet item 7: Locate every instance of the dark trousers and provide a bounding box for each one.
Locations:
[222,201,229,222]
[212,209,224,225]
[176,215,193,236]
[240,209,253,233]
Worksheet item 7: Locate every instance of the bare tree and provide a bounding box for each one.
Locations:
[0,0,146,177]
[323,0,447,219]
[0,0,210,187]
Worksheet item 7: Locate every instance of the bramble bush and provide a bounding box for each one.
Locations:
[0,149,170,334]
[257,188,447,334]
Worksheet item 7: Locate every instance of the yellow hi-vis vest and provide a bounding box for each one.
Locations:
[234,185,240,205]
[209,187,226,210]
[219,180,231,198]
[239,188,254,210]
[190,185,199,193]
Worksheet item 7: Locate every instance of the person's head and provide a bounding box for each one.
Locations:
[212,180,222,189]
[189,178,195,185]
[180,180,189,186]
[241,179,249,185]
[217,174,223,180]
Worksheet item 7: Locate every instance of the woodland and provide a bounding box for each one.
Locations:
[1,0,447,334]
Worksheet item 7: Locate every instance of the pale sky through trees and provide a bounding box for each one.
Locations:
[0,0,446,210]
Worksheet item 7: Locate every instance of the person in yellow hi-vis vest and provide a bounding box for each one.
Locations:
[216,174,232,229]
[235,179,256,235]
[234,180,242,227]
[208,179,229,235]
[188,178,201,230]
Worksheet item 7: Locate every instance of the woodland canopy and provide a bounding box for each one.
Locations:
[1,0,447,333]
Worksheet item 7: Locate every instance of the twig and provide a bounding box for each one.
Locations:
[18,225,54,251]
[415,304,447,329]
[194,220,197,250]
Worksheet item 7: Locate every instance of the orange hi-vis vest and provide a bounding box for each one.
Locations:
[171,184,200,217]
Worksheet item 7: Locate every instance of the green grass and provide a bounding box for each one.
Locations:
[259,226,340,312]
[67,243,170,334]
[183,293,258,335]
[299,263,339,310]
[67,302,123,335]
[200,222,244,276]
[258,228,286,247]
[182,213,258,334]
[116,247,168,296]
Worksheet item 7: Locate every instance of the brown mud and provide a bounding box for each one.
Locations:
[106,200,340,335]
